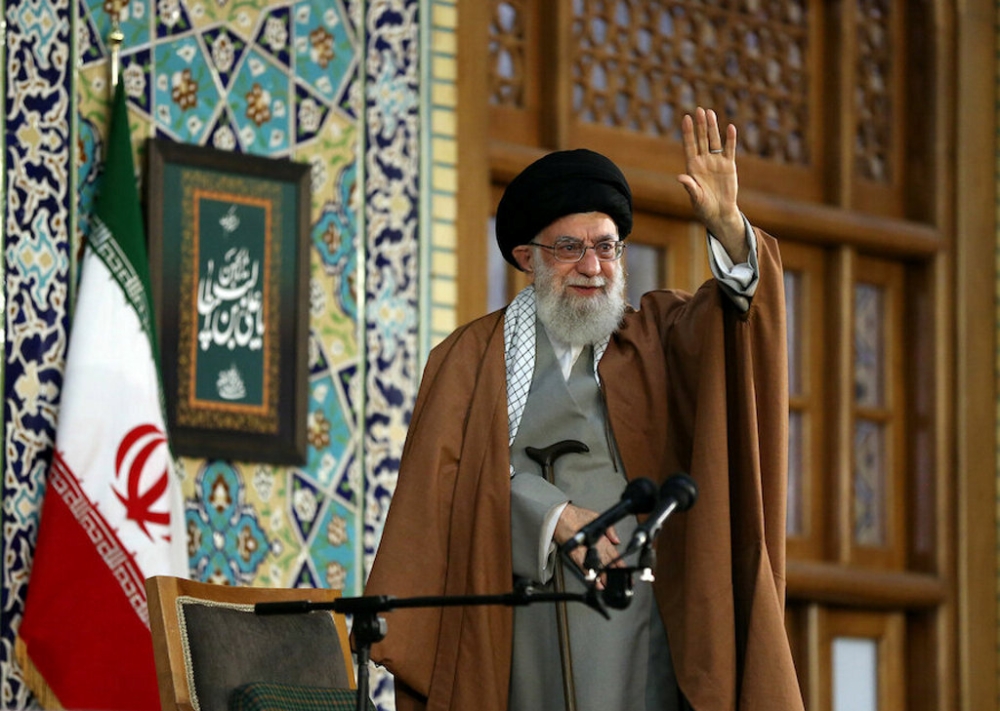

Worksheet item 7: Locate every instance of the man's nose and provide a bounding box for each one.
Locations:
[576,248,602,276]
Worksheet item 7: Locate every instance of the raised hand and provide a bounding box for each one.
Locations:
[678,107,748,263]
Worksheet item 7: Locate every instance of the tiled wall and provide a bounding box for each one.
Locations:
[0,1,456,710]
[4,0,77,703]
[426,0,459,347]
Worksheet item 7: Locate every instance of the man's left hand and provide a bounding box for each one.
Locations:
[678,107,748,263]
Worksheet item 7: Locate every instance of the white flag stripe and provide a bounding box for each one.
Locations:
[56,247,186,577]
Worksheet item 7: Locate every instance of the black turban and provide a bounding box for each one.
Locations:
[495,148,633,269]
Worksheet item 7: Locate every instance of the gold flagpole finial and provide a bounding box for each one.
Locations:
[108,4,124,88]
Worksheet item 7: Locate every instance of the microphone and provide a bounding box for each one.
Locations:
[625,473,698,555]
[560,477,659,554]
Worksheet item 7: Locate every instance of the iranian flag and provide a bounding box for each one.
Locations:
[15,82,187,710]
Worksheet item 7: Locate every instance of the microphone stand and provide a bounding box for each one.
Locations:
[576,548,648,612]
[255,585,608,711]
[580,536,663,611]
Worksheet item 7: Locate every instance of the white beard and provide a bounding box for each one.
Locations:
[534,256,626,347]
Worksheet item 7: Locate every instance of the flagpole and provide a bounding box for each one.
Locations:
[108,13,123,88]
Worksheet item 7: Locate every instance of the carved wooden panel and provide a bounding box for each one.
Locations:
[847,0,905,217]
[487,0,927,220]
[489,1,528,108]
[487,0,546,147]
[570,1,812,166]
[854,0,894,184]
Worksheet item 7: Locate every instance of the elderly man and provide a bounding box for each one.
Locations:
[365,108,804,711]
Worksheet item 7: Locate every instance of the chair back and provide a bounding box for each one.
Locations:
[146,576,355,711]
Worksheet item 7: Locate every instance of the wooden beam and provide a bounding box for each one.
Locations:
[953,1,998,710]
[455,0,491,325]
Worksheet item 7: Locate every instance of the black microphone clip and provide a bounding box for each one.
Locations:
[602,568,635,610]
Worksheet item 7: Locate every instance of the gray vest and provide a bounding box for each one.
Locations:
[507,324,679,711]
[510,331,623,518]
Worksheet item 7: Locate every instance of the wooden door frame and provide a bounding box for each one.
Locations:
[454,2,999,708]
[953,0,997,709]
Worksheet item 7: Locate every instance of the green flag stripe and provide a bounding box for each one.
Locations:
[94,83,156,322]
[89,216,154,344]
[89,83,169,423]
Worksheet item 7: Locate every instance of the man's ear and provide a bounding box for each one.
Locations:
[511,245,534,274]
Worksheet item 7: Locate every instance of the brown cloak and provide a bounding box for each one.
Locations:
[365,230,804,711]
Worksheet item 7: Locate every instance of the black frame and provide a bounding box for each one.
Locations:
[145,139,310,464]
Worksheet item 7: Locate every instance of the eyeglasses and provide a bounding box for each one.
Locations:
[528,238,625,263]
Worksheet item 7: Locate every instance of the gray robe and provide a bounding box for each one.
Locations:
[508,325,679,711]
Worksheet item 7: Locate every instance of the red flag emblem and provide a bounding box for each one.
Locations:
[113,424,172,541]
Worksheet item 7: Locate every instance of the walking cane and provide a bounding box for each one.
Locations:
[525,440,589,711]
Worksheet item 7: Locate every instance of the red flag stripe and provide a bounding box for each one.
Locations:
[49,451,149,626]
[17,460,161,711]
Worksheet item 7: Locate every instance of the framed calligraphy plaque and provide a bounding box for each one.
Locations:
[146,139,309,464]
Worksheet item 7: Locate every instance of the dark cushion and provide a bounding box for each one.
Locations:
[228,682,375,711]
[180,598,350,711]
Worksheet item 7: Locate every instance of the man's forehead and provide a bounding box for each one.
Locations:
[540,212,619,239]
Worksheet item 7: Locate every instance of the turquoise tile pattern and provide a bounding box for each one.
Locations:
[1,3,423,711]
[186,462,273,585]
